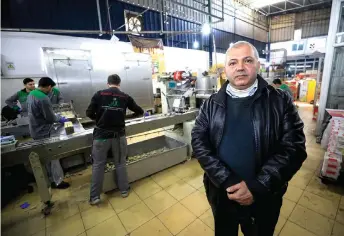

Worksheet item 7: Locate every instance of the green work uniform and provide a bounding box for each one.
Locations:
[48,87,64,105]
[5,89,30,113]
[280,84,293,98]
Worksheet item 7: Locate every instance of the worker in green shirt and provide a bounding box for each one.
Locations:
[27,77,70,189]
[48,86,64,105]
[272,79,293,99]
[5,78,35,115]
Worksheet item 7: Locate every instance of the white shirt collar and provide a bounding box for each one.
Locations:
[226,79,258,98]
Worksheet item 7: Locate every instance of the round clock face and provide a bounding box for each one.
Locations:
[128,17,142,32]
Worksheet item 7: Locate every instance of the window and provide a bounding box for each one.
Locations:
[292,44,298,51]
[292,42,304,51]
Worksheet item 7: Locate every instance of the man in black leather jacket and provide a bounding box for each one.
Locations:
[191,41,307,236]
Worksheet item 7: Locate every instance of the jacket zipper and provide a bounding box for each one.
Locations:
[213,100,226,149]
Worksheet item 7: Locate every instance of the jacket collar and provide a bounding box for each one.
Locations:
[109,86,121,92]
[213,74,268,107]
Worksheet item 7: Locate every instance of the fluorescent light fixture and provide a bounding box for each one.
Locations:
[193,40,199,49]
[202,23,211,35]
[290,65,312,68]
[251,0,285,9]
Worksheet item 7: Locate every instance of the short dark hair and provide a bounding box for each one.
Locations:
[108,74,121,85]
[38,77,56,87]
[23,78,34,85]
[273,79,282,85]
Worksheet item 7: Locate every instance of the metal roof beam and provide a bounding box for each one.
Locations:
[164,0,224,21]
[286,0,304,7]
[270,4,286,12]
[266,0,332,15]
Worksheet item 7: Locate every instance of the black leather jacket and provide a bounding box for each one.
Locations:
[191,75,307,198]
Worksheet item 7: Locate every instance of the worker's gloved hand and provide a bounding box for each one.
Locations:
[13,106,22,113]
[58,116,68,124]
[144,111,150,117]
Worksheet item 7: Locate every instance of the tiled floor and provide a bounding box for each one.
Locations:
[2,103,344,236]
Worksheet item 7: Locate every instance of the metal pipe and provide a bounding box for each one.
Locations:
[160,0,164,33]
[286,0,303,7]
[96,0,103,35]
[105,0,112,32]
[208,0,213,67]
[222,0,224,21]
[1,28,203,35]
[270,4,285,12]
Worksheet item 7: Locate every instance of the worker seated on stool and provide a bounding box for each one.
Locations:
[5,78,35,116]
[27,77,70,189]
[86,74,144,205]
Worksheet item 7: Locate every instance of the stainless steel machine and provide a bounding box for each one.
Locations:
[42,48,155,118]
[158,70,217,113]
[158,70,197,113]
[1,111,197,215]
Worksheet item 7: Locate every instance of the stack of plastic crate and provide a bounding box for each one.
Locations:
[321,119,344,180]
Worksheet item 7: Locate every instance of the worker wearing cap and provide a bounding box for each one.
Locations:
[86,74,144,205]
[48,86,64,104]
[5,78,35,116]
[27,77,70,189]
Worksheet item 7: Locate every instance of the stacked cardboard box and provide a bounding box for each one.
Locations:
[321,119,344,180]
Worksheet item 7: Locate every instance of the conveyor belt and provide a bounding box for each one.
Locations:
[1,110,198,167]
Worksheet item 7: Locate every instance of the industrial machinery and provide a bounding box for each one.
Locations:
[1,111,197,215]
[1,102,80,139]
[158,70,197,113]
[157,70,217,113]
[1,32,155,119]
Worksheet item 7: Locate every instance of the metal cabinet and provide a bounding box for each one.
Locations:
[123,59,154,110]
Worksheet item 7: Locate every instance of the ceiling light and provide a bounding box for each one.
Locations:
[193,40,199,49]
[202,23,211,35]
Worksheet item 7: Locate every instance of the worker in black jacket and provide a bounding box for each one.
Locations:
[191,41,307,236]
[86,74,144,205]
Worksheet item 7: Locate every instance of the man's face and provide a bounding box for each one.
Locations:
[41,85,52,94]
[272,83,281,89]
[225,44,260,90]
[25,82,35,91]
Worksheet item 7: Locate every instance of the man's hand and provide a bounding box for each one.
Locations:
[226,181,254,206]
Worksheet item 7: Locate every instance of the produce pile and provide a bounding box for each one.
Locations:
[105,147,169,172]
[60,111,75,119]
